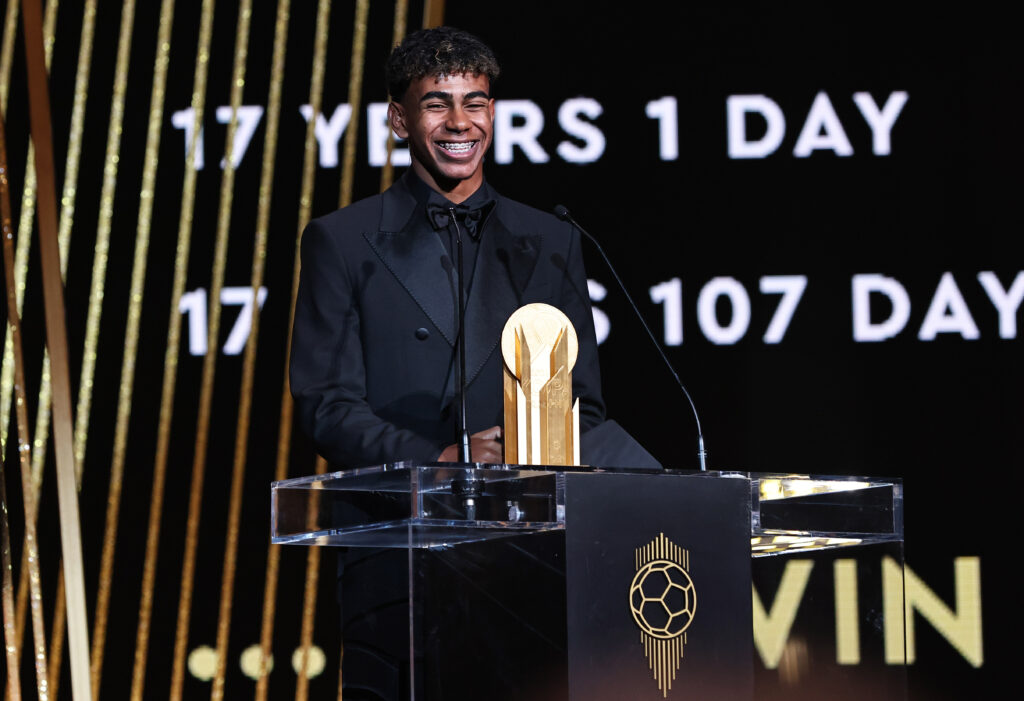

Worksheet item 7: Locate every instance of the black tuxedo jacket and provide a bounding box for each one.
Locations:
[290,173,605,468]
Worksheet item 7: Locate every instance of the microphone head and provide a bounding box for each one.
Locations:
[553,204,571,221]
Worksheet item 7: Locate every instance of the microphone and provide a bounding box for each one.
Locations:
[554,204,708,471]
[448,207,473,465]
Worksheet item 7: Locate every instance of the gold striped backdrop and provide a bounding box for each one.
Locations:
[0,1,444,698]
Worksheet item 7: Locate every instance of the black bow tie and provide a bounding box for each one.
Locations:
[426,201,491,239]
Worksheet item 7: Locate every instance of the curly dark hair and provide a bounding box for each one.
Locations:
[385,26,500,102]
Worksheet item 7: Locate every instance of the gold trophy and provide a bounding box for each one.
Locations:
[501,303,581,466]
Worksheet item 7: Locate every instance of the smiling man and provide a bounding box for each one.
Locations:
[385,28,496,200]
[389,73,493,199]
[291,26,604,470]
[289,27,605,699]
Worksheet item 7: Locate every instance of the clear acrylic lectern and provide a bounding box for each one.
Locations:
[272,465,904,700]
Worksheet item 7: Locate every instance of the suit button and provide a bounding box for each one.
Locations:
[415,327,430,340]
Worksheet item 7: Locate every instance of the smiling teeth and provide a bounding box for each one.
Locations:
[440,142,474,152]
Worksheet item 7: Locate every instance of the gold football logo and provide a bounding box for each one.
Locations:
[630,533,695,697]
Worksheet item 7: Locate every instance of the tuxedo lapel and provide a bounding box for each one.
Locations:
[463,198,541,386]
[363,178,541,390]
[363,177,456,345]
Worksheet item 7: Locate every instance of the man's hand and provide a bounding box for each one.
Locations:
[437,425,503,463]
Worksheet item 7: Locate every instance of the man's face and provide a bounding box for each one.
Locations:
[389,72,495,198]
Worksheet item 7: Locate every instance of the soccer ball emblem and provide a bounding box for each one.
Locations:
[629,559,696,639]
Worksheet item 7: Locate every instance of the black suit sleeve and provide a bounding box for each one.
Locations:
[558,224,606,432]
[290,219,440,468]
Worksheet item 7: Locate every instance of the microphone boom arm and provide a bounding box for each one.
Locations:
[554,204,708,471]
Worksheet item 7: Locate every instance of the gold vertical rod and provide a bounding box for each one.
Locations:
[30,0,96,492]
[101,0,163,695]
[662,642,668,694]
[0,151,34,461]
[73,0,137,475]
[0,0,18,112]
[655,643,660,692]
[657,641,662,693]
[0,0,25,468]
[291,2,332,698]
[47,570,65,699]
[4,84,38,701]
[668,642,672,693]
[80,0,139,695]
[7,0,58,676]
[297,0,331,231]
[655,638,663,691]
[337,0,369,209]
[158,0,215,695]
[122,1,176,698]
[335,646,344,701]
[169,1,226,695]
[1,0,56,466]
[0,100,24,701]
[236,0,289,698]
[7,6,52,699]
[206,2,255,699]
[23,0,56,484]
[255,1,330,696]
[250,1,294,694]
[53,0,91,277]
[379,0,408,192]
[18,0,102,691]
[0,459,21,701]
[294,457,327,701]
[421,0,444,29]
[20,0,93,695]
[164,0,218,698]
[664,643,669,694]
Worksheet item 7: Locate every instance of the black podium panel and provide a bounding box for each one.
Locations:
[408,472,753,700]
[417,533,569,700]
[565,472,753,700]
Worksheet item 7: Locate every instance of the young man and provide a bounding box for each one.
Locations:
[289,26,606,698]
[291,27,605,469]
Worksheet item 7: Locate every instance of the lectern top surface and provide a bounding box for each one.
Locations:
[270,464,903,554]
[272,463,901,494]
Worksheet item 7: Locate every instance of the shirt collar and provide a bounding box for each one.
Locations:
[406,169,493,211]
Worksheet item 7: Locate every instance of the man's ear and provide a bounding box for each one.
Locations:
[388,102,408,139]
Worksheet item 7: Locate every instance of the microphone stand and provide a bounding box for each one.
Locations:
[448,208,483,519]
[554,205,708,471]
